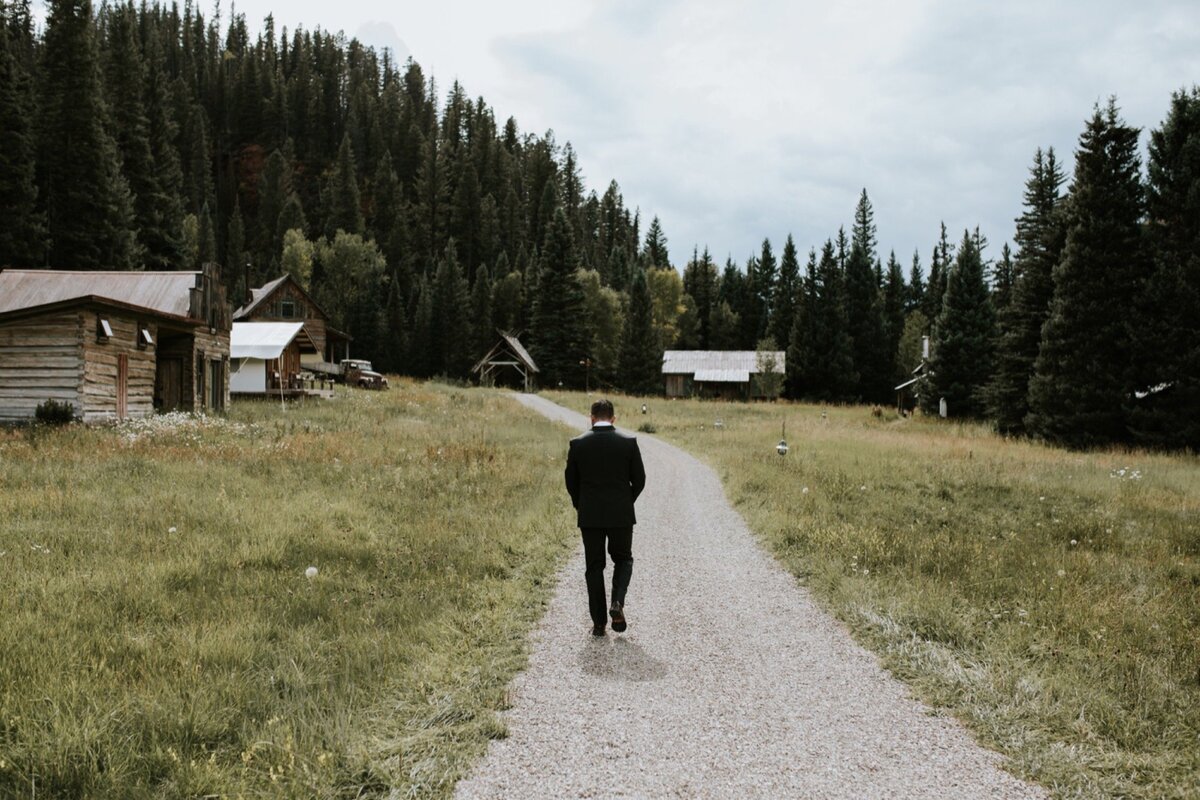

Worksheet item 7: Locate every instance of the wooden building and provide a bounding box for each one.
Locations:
[230,322,322,395]
[0,265,231,423]
[233,274,350,365]
[662,350,785,400]
[472,331,539,392]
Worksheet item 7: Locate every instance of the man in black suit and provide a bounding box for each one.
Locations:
[564,398,647,636]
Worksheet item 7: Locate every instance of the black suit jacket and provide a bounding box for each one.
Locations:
[564,425,646,528]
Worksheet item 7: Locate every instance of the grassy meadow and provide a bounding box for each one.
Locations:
[0,383,575,798]
[545,390,1200,799]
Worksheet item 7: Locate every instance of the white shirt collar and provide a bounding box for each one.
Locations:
[592,421,614,428]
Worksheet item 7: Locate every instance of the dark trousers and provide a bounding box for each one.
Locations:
[580,526,633,626]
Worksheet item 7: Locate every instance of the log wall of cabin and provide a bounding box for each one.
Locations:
[248,283,329,356]
[0,311,84,422]
[192,328,231,412]
[80,315,158,423]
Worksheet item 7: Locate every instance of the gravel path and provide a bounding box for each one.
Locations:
[454,394,1045,799]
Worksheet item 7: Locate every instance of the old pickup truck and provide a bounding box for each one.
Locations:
[341,359,389,390]
[308,358,389,389]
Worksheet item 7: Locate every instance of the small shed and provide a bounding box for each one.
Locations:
[662,350,785,400]
[0,265,231,423]
[233,274,351,365]
[472,331,539,392]
[230,322,320,395]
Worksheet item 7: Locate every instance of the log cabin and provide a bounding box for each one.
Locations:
[232,274,351,366]
[0,264,231,424]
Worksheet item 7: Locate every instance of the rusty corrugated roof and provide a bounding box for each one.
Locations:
[0,269,201,318]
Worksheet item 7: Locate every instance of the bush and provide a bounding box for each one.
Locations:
[637,422,657,433]
[35,398,75,425]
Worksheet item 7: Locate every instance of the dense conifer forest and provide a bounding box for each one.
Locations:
[1,1,1196,450]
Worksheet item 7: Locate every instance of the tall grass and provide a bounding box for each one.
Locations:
[0,383,575,798]
[546,390,1200,798]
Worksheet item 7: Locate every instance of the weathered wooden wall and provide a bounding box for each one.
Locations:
[0,311,83,422]
[80,315,157,423]
[193,328,231,412]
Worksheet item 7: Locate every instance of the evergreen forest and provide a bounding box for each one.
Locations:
[0,1,1196,450]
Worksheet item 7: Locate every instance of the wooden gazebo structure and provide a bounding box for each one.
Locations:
[472,331,539,392]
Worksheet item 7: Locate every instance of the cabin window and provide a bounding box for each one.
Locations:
[137,325,153,350]
[96,316,113,343]
[280,300,296,319]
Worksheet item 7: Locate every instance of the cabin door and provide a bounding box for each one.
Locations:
[116,354,128,420]
[155,358,183,411]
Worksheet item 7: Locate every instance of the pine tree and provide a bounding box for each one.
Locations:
[1028,102,1147,446]
[985,147,1067,434]
[256,149,289,266]
[907,250,926,313]
[141,26,187,269]
[226,198,246,301]
[682,247,718,347]
[642,215,669,269]
[755,238,778,341]
[739,254,761,348]
[845,189,890,401]
[923,223,953,322]
[409,275,435,377]
[1130,88,1200,449]
[380,275,408,374]
[491,262,524,334]
[0,8,46,265]
[800,240,857,401]
[785,249,816,397]
[469,262,494,359]
[197,200,216,266]
[768,235,800,349]
[927,229,995,417]
[620,267,660,393]
[530,207,588,387]
[104,3,185,269]
[326,132,364,237]
[431,240,472,377]
[701,301,734,353]
[882,250,907,380]
[992,243,1015,313]
[38,0,139,268]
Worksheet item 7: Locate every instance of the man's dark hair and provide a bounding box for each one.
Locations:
[591,399,615,420]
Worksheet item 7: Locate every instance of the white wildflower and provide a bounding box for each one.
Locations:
[305,566,318,579]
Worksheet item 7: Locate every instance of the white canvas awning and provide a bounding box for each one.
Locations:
[231,322,307,360]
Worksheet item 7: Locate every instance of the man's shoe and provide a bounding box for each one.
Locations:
[609,601,627,632]
[592,624,606,637]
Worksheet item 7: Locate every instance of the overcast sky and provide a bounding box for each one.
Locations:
[59,2,1200,267]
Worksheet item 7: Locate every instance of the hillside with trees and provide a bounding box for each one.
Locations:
[1,1,1196,449]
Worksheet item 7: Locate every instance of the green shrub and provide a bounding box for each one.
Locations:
[637,421,657,433]
[34,398,75,425]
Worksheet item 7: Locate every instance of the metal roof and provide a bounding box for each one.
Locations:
[501,332,539,372]
[0,269,201,317]
[474,330,539,374]
[231,322,309,360]
[693,368,751,383]
[662,350,784,376]
[232,274,290,319]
